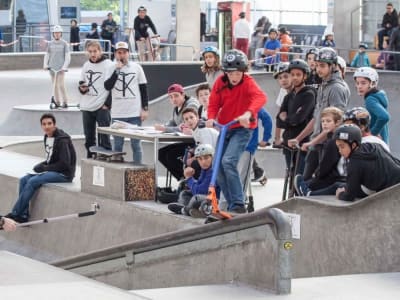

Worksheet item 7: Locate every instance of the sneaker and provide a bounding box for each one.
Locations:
[62,103,68,108]
[230,206,247,214]
[189,208,206,218]
[167,203,184,215]
[294,175,311,196]
[252,168,265,182]
[4,213,28,223]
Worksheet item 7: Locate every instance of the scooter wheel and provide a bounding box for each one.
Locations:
[199,201,212,216]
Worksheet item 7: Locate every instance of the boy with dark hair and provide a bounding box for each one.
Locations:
[334,124,400,201]
[294,107,344,196]
[206,49,266,213]
[263,28,281,71]
[304,48,322,89]
[195,84,211,119]
[276,59,316,175]
[4,114,76,223]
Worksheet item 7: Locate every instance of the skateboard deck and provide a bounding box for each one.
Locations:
[89,146,126,162]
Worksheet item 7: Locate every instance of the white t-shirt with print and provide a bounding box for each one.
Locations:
[45,137,55,163]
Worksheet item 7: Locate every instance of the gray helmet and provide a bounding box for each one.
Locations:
[334,124,362,146]
[273,62,290,79]
[222,49,248,72]
[343,107,371,130]
[288,59,310,75]
[316,47,337,64]
[194,144,214,157]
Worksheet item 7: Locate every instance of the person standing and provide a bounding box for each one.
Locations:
[43,25,71,108]
[79,40,113,158]
[279,27,292,62]
[378,3,398,50]
[233,12,251,56]
[70,19,80,52]
[4,113,76,223]
[86,23,100,40]
[104,41,149,164]
[16,9,26,52]
[101,12,117,55]
[133,6,158,61]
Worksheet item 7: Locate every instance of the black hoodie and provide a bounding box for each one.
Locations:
[338,143,400,201]
[34,128,76,181]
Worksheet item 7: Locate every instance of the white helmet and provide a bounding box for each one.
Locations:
[194,144,214,158]
[337,56,346,70]
[353,67,379,84]
[52,25,63,33]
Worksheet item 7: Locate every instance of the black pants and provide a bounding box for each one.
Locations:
[158,142,195,181]
[82,108,112,157]
[303,148,320,181]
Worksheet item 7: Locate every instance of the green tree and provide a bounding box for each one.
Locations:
[80,0,123,23]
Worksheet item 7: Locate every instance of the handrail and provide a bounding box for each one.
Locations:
[52,207,291,269]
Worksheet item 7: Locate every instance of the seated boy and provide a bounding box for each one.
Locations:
[168,144,215,218]
[195,84,211,119]
[334,124,400,201]
[343,106,389,152]
[294,107,345,196]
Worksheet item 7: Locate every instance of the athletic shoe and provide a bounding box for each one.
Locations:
[189,208,206,218]
[252,168,265,182]
[294,175,311,196]
[167,203,184,215]
[230,206,247,214]
[62,103,68,108]
[4,213,28,223]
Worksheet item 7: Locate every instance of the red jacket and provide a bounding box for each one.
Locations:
[208,73,267,129]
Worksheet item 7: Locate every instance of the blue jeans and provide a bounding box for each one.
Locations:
[217,128,252,211]
[12,172,69,219]
[309,181,346,196]
[112,117,142,163]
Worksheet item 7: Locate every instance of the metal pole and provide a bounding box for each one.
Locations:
[13,0,17,52]
[120,0,125,33]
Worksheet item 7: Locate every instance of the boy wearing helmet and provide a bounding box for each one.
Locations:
[334,124,400,201]
[168,144,216,218]
[290,47,350,180]
[43,25,71,108]
[343,106,389,151]
[304,48,322,89]
[206,49,266,214]
[350,43,371,68]
[201,46,223,88]
[263,28,281,70]
[276,59,316,174]
[353,67,390,144]
[134,6,158,61]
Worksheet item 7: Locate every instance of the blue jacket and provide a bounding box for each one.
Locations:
[350,52,371,68]
[186,167,212,195]
[365,89,390,144]
[246,108,272,154]
[264,39,281,65]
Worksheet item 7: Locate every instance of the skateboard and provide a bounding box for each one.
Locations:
[89,146,126,162]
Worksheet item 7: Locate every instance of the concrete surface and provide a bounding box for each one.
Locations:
[0,251,146,300]
[134,272,400,299]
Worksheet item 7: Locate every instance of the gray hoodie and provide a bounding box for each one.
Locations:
[312,71,350,137]
[43,39,71,71]
[165,96,199,133]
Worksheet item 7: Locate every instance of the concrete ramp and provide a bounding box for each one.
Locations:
[0,251,145,300]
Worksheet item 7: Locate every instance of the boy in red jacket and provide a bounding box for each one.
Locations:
[206,49,266,213]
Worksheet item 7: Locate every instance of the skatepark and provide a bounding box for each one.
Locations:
[1,58,400,298]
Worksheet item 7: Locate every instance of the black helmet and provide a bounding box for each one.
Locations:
[222,49,248,72]
[268,28,278,34]
[273,62,290,79]
[315,47,337,64]
[288,59,310,75]
[334,124,362,146]
[343,107,371,129]
[305,47,319,59]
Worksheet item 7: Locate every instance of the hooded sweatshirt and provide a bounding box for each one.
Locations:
[364,89,390,144]
[35,128,76,181]
[312,71,350,137]
[338,143,400,201]
[165,96,199,133]
[79,55,113,111]
[43,39,70,71]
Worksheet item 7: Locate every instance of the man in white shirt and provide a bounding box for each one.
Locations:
[104,41,149,164]
[234,12,251,56]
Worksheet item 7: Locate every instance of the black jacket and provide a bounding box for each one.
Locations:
[134,15,157,40]
[101,19,117,39]
[70,26,80,43]
[276,85,316,145]
[34,128,76,181]
[381,9,398,28]
[338,143,400,201]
